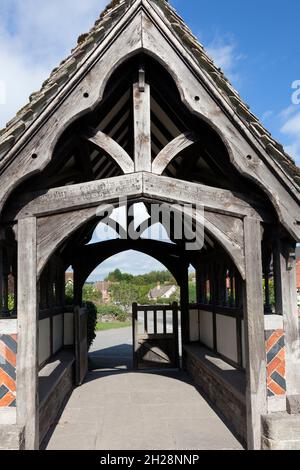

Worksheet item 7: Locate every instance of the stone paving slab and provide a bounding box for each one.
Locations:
[46,368,243,450]
[45,331,244,450]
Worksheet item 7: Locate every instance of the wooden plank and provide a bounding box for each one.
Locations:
[152,132,198,175]
[133,82,151,172]
[9,173,143,221]
[163,310,167,334]
[84,127,134,174]
[16,217,39,450]
[243,217,267,450]
[153,310,157,335]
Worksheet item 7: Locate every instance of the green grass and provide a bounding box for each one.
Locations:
[96,321,132,331]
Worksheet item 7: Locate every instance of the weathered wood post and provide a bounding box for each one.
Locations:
[273,239,300,411]
[243,217,267,450]
[133,67,151,173]
[132,302,138,369]
[180,262,190,368]
[17,217,39,450]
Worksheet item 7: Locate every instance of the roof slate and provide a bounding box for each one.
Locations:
[0,0,299,186]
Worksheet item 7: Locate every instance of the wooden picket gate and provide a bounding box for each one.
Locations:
[132,302,180,369]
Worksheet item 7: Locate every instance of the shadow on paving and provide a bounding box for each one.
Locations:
[42,344,245,450]
[89,343,133,371]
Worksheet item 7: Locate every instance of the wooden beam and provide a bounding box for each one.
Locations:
[16,217,39,450]
[152,132,198,175]
[6,173,269,223]
[243,217,267,450]
[133,82,151,172]
[84,128,134,174]
[143,173,269,221]
[8,173,143,220]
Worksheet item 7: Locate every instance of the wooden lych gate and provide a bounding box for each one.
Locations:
[0,0,299,451]
[132,303,180,369]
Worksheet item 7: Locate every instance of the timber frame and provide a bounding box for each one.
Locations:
[0,0,299,452]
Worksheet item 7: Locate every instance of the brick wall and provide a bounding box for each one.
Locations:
[265,329,286,397]
[0,334,17,407]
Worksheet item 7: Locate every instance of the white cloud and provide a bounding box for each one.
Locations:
[206,36,245,85]
[0,0,107,128]
[261,110,273,122]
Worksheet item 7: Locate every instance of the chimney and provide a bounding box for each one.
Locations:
[157,281,161,290]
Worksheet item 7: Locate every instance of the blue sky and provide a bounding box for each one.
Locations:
[0,0,299,279]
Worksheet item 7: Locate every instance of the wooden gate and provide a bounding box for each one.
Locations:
[75,306,88,385]
[132,302,180,369]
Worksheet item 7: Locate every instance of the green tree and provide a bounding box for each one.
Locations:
[189,282,197,303]
[82,283,102,304]
[109,281,140,310]
[65,282,102,305]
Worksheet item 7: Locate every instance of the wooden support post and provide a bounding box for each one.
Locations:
[132,302,138,369]
[133,78,151,172]
[273,239,300,402]
[73,264,83,307]
[195,264,202,305]
[17,217,38,450]
[180,263,190,367]
[0,240,3,317]
[243,217,267,450]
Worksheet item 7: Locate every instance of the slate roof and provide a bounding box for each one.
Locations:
[149,284,176,299]
[0,0,299,187]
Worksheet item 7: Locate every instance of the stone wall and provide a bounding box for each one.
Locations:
[262,413,300,450]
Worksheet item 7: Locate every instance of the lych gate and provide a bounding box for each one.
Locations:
[0,0,299,451]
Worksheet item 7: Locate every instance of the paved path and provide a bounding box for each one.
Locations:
[45,329,243,450]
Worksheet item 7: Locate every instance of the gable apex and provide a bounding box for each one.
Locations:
[0,0,299,188]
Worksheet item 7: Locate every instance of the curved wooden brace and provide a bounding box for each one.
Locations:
[72,238,184,287]
[36,199,245,281]
[152,131,198,175]
[84,127,134,174]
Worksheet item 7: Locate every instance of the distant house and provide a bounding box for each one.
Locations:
[65,272,74,285]
[148,282,177,301]
[94,281,111,304]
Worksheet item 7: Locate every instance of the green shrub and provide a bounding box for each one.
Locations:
[83,301,97,350]
[97,304,128,322]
